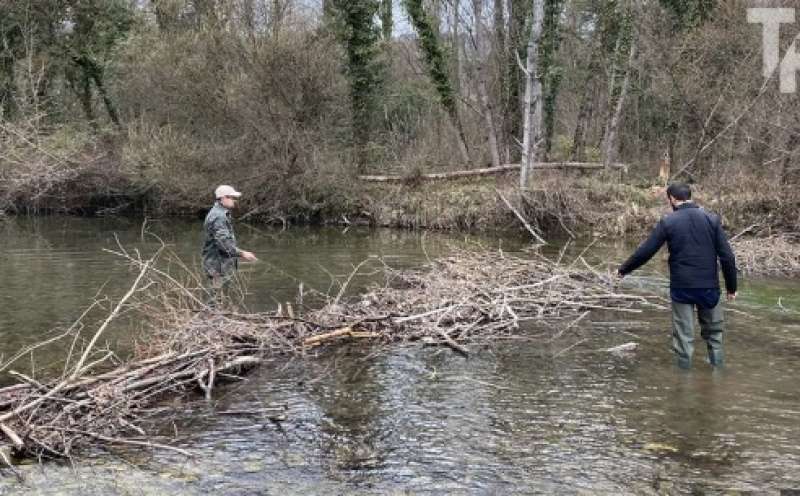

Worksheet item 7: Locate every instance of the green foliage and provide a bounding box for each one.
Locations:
[0,2,63,116]
[501,0,533,162]
[330,0,385,169]
[539,0,564,75]
[659,0,716,29]
[68,0,134,61]
[541,0,565,156]
[607,3,635,105]
[382,82,436,138]
[550,135,573,161]
[0,0,133,125]
[401,0,457,118]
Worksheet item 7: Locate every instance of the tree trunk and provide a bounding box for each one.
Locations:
[494,0,505,56]
[77,62,97,130]
[381,0,392,40]
[153,0,180,31]
[540,0,564,160]
[781,131,800,184]
[404,0,471,165]
[493,0,506,159]
[91,66,121,128]
[270,0,290,38]
[0,53,15,118]
[603,41,636,167]
[451,0,461,95]
[502,0,528,164]
[473,0,501,168]
[332,0,384,173]
[519,0,545,189]
[571,79,595,162]
[571,37,601,161]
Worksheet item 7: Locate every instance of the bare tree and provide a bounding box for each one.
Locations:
[603,39,636,167]
[519,0,544,188]
[471,0,501,168]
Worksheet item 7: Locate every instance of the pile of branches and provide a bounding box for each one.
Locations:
[305,248,654,353]
[732,234,800,277]
[0,245,656,462]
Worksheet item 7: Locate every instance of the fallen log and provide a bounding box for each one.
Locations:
[358,162,628,183]
[302,326,380,346]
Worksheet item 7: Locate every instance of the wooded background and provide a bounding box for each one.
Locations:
[1,0,798,216]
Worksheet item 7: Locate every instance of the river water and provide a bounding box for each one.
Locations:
[0,216,799,495]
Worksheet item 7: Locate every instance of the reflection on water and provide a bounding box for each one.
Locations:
[0,216,799,494]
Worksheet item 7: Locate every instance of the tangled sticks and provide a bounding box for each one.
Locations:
[0,246,656,461]
[732,234,800,277]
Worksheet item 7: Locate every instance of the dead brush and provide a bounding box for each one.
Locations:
[0,240,661,462]
[732,234,800,277]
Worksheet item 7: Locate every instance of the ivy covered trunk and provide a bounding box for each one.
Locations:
[403,0,471,166]
[331,0,384,173]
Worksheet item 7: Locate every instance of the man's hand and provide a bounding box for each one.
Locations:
[616,271,625,280]
[726,292,736,302]
[239,250,258,262]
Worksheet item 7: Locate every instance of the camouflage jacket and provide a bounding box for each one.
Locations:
[202,202,239,278]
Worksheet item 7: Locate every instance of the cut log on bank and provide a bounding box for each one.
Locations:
[358,162,629,183]
[0,246,659,460]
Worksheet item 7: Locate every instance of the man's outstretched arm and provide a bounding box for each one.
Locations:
[618,220,667,277]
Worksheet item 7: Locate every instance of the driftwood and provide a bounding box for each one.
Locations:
[303,327,379,346]
[496,189,547,245]
[0,245,658,460]
[358,162,629,183]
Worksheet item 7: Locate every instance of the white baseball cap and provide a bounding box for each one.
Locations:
[214,185,242,199]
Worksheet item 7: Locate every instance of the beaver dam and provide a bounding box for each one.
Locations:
[0,245,663,463]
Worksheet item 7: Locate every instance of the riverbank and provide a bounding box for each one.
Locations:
[3,156,798,241]
[1,128,798,243]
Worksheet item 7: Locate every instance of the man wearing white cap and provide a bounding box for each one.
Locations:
[202,185,257,304]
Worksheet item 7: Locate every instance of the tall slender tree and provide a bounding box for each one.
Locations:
[331,0,384,172]
[471,0,501,167]
[403,0,471,165]
[540,0,564,159]
[381,0,393,41]
[0,10,20,118]
[601,1,636,167]
[519,0,545,188]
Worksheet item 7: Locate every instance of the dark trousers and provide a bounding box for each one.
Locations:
[205,272,235,308]
[671,300,725,368]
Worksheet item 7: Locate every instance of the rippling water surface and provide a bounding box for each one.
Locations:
[0,216,798,495]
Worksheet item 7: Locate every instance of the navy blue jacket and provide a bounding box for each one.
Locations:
[619,203,737,293]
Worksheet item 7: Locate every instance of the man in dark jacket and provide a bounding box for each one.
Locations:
[618,183,737,368]
[202,185,257,305]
